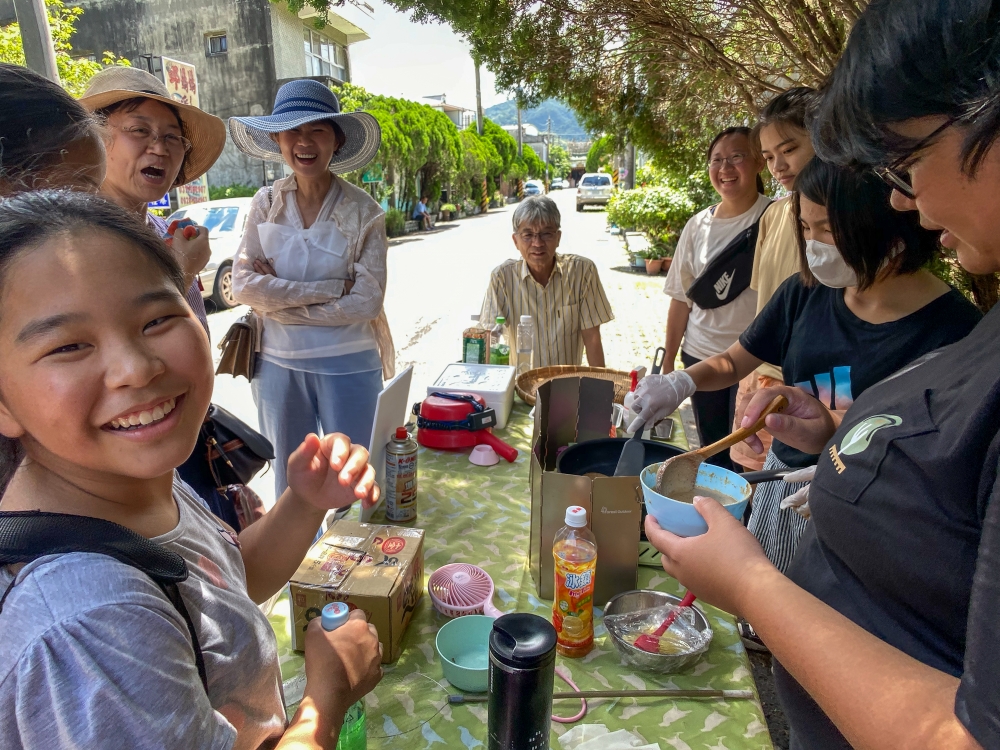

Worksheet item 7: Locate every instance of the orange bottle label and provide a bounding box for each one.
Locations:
[552,552,595,653]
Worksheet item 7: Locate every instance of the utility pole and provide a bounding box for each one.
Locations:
[545,116,552,187]
[516,102,523,157]
[13,0,59,83]
[625,142,636,190]
[474,57,484,136]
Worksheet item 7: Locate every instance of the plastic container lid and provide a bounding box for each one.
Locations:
[321,602,350,631]
[496,316,505,325]
[395,426,409,440]
[520,315,532,324]
[564,505,587,527]
[489,613,557,670]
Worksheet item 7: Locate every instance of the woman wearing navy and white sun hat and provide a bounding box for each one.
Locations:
[230,79,395,500]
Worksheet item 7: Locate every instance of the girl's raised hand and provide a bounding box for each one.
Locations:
[644,499,777,618]
[286,433,380,510]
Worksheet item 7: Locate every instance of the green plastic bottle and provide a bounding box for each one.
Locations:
[321,603,367,750]
[490,316,510,365]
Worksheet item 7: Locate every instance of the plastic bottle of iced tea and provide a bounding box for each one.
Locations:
[552,506,597,657]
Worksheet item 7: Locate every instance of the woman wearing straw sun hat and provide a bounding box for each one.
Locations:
[80,66,227,334]
[229,79,395,501]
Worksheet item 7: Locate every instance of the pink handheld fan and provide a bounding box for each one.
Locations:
[428,563,503,618]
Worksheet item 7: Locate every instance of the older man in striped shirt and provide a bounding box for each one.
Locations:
[480,195,613,367]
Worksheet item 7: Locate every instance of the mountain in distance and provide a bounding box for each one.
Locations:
[484,99,590,140]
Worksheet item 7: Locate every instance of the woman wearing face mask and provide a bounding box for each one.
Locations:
[229,80,394,502]
[731,87,818,474]
[659,127,769,471]
[631,157,980,575]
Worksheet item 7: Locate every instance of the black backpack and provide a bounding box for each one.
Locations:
[685,207,768,310]
[0,511,208,691]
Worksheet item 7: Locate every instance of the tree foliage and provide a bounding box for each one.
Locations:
[332,82,527,206]
[586,135,615,173]
[0,0,128,96]
[548,143,571,179]
[383,0,866,167]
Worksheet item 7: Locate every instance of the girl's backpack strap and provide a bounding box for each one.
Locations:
[0,510,208,692]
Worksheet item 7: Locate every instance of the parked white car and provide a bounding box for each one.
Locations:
[167,197,253,309]
[576,172,613,211]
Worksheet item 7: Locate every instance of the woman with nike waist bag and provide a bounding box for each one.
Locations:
[631,157,980,573]
[659,127,769,473]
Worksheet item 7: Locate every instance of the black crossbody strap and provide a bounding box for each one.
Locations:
[0,511,208,692]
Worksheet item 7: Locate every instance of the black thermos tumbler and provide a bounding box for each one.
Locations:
[487,613,558,750]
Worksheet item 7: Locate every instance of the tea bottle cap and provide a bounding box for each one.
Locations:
[564,506,587,527]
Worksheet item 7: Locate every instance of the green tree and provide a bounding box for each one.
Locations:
[549,143,571,179]
[380,0,863,167]
[519,146,545,179]
[333,84,463,209]
[0,0,128,96]
[586,136,614,174]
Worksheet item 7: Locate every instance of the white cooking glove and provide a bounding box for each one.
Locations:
[779,466,815,519]
[626,370,696,434]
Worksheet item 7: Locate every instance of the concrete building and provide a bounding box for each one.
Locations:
[1,0,369,187]
[431,102,476,130]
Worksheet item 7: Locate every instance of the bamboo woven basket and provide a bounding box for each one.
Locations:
[515,366,633,406]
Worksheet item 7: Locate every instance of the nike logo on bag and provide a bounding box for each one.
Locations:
[714,270,735,299]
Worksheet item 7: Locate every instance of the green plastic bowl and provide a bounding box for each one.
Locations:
[435,615,493,692]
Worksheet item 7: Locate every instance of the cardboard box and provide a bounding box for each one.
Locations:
[530,377,642,605]
[289,520,424,662]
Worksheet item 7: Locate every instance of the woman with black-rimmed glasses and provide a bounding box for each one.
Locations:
[642,1,1000,748]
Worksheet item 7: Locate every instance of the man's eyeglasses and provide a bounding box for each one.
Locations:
[120,125,192,154]
[517,230,558,244]
[709,153,746,168]
[873,116,956,200]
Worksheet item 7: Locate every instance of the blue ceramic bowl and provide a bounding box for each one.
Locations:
[640,462,751,537]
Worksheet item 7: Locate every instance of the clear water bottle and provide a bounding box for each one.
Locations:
[321,603,367,750]
[515,314,534,377]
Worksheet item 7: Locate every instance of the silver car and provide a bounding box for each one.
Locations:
[576,172,613,211]
[167,197,253,309]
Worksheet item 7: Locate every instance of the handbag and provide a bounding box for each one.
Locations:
[201,404,275,488]
[215,309,261,381]
[685,206,769,310]
[216,186,271,382]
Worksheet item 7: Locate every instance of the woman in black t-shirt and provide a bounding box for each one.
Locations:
[644,2,1000,749]
[630,158,980,573]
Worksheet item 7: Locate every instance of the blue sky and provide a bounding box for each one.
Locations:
[338,0,508,111]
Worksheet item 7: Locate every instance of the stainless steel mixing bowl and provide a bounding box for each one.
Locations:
[603,589,713,673]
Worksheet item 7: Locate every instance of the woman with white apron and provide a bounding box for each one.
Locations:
[229,80,395,498]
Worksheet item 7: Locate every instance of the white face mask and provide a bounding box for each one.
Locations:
[805,239,858,288]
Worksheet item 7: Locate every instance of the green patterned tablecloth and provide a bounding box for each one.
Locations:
[269,403,773,749]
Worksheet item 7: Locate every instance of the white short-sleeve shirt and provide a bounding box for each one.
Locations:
[663,194,770,360]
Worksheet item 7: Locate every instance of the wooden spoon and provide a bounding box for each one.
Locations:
[654,395,788,498]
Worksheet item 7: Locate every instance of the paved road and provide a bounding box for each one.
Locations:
[208,188,669,507]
